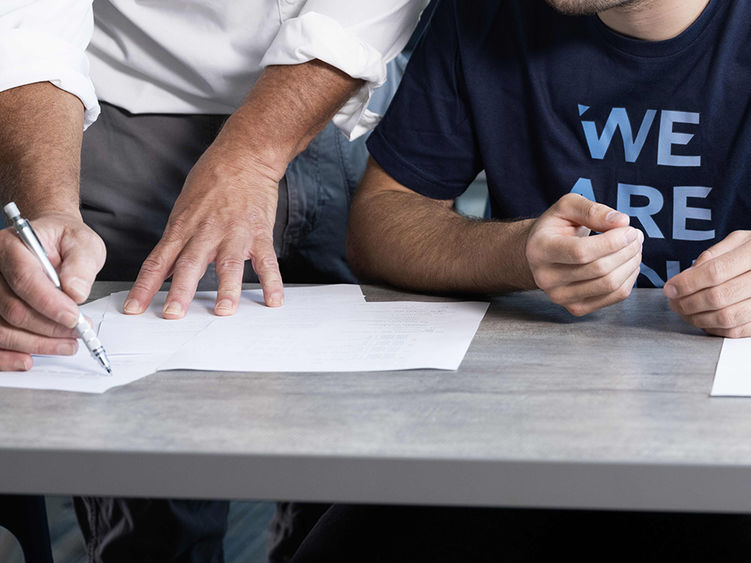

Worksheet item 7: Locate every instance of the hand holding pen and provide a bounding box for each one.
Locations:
[0,204,108,372]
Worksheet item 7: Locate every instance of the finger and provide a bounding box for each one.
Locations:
[0,350,32,371]
[665,243,751,299]
[0,276,78,337]
[546,226,641,265]
[554,193,630,232]
[124,240,182,315]
[548,250,641,309]
[0,235,80,329]
[693,231,751,267]
[214,242,246,316]
[670,270,751,316]
[0,320,78,356]
[703,322,751,339]
[536,231,642,288]
[249,235,283,308]
[57,227,106,303]
[562,264,640,317]
[681,297,751,331]
[162,241,213,319]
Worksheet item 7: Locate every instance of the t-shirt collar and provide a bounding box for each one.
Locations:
[589,0,722,58]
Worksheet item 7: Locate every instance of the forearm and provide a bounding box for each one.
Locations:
[212,60,363,180]
[0,82,84,218]
[348,178,537,294]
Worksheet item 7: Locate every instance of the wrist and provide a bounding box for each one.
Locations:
[6,197,81,223]
[212,113,291,182]
[482,218,537,292]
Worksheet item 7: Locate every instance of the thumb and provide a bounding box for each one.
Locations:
[554,194,630,232]
[57,228,106,304]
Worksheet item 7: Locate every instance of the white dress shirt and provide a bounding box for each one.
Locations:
[0,0,426,138]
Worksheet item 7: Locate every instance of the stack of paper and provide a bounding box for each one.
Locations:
[0,285,488,393]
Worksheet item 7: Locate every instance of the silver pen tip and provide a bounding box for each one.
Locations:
[96,352,113,376]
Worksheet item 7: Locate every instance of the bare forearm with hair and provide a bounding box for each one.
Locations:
[213,60,364,180]
[347,160,537,293]
[0,82,84,218]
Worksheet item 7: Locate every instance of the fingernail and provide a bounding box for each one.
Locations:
[14,358,30,371]
[162,302,183,317]
[57,311,78,328]
[215,299,234,312]
[606,211,624,224]
[624,228,638,244]
[57,341,78,355]
[637,229,644,243]
[269,294,283,308]
[69,277,89,301]
[665,285,678,298]
[123,299,140,314]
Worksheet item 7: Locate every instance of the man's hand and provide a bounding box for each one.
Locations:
[526,194,643,316]
[123,145,283,319]
[0,213,105,370]
[119,61,362,319]
[664,231,751,337]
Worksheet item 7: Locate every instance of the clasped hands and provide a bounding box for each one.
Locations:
[527,193,751,337]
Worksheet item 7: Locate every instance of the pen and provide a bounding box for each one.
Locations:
[3,202,112,375]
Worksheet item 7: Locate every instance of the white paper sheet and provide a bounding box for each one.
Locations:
[0,285,487,393]
[0,295,166,393]
[99,285,366,355]
[160,301,489,373]
[0,285,367,393]
[711,337,751,396]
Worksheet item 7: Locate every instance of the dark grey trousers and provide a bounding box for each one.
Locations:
[73,101,370,563]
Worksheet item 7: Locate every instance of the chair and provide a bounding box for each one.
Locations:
[0,495,53,563]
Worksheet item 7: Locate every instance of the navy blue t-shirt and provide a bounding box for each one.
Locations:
[367,0,751,287]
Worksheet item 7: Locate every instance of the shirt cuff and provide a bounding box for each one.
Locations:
[260,11,388,140]
[0,29,99,129]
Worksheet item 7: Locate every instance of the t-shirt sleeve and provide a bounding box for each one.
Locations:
[366,0,481,200]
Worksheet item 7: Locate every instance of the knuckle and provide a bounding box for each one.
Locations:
[252,254,279,274]
[525,243,542,266]
[0,326,21,351]
[568,246,588,264]
[601,273,621,293]
[196,216,220,234]
[4,262,32,292]
[546,287,569,306]
[716,308,736,329]
[585,201,598,221]
[706,286,728,309]
[139,254,170,277]
[174,254,204,272]
[725,327,741,338]
[589,260,610,278]
[706,261,726,285]
[249,221,274,242]
[216,256,246,273]
[533,271,554,291]
[0,298,28,327]
[566,303,589,317]
[614,283,633,301]
[162,218,191,243]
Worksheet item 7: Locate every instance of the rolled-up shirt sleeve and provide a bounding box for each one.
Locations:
[0,0,98,129]
[261,0,428,140]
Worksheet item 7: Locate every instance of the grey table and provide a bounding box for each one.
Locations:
[0,284,746,513]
